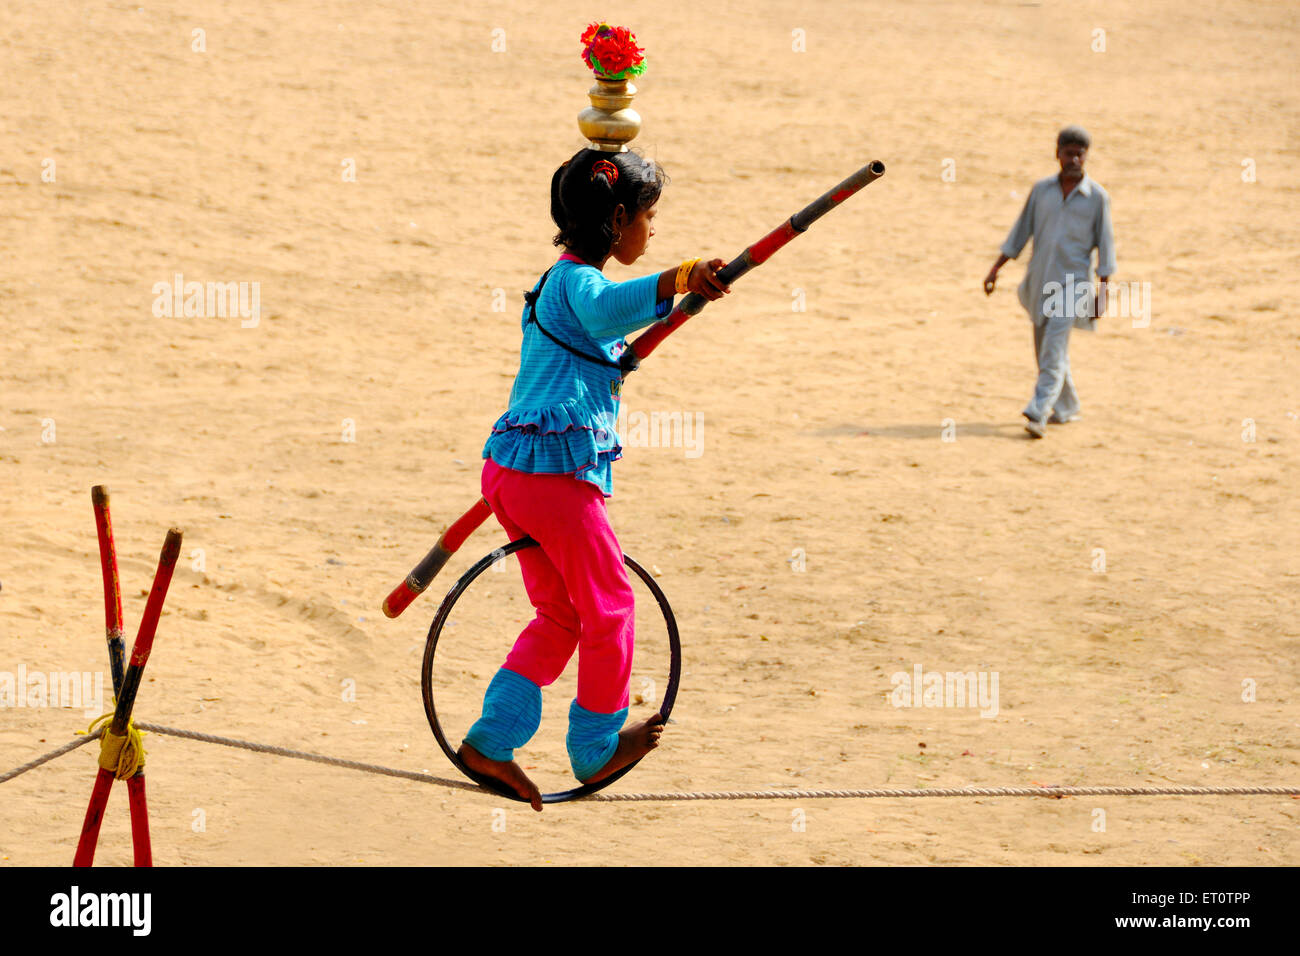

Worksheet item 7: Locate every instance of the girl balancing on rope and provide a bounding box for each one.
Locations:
[459,148,731,810]
[382,24,886,805]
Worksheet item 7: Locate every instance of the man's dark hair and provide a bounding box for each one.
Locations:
[551,148,668,263]
[1057,125,1092,150]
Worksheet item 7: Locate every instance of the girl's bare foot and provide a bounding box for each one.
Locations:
[458,743,543,811]
[582,713,665,784]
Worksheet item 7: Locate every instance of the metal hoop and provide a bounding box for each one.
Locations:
[421,536,681,804]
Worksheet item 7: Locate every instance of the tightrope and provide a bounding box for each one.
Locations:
[591,785,1300,801]
[0,733,101,784]
[4,726,1297,801]
[134,723,482,793]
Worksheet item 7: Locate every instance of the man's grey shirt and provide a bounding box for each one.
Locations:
[1001,173,1117,328]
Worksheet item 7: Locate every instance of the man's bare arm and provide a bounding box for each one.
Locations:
[984,254,1011,295]
[1095,274,1110,318]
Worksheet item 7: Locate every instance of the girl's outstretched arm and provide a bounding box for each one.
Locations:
[571,259,730,340]
[653,259,731,303]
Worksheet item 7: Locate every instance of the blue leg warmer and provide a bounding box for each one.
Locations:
[566,699,628,782]
[463,668,542,761]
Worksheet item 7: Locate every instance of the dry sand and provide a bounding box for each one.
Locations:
[1,0,1296,865]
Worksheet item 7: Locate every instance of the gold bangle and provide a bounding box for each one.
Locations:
[675,258,701,295]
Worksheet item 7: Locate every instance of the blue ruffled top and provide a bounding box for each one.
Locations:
[483,256,673,496]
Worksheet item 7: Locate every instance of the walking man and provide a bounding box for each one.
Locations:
[984,126,1117,438]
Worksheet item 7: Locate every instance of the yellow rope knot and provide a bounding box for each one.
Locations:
[84,712,146,779]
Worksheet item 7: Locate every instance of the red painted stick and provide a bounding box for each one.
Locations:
[92,486,153,864]
[73,528,181,867]
[620,159,886,372]
[91,486,126,693]
[383,497,493,618]
[127,775,152,866]
[111,529,181,734]
[73,768,116,867]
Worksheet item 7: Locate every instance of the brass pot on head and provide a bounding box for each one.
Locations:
[578,76,641,152]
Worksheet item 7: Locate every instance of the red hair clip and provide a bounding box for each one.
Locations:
[591,159,619,185]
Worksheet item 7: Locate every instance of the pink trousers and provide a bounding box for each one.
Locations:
[481,457,634,714]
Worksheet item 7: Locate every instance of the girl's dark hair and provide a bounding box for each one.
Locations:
[551,148,668,263]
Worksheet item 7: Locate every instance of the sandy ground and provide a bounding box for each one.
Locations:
[1,0,1297,866]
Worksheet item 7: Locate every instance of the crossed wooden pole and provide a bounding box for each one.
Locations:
[72,486,181,867]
